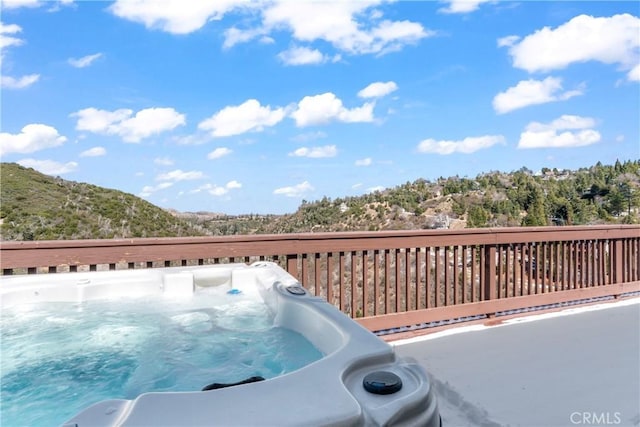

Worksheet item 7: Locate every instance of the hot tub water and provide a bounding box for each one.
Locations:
[1,290,323,427]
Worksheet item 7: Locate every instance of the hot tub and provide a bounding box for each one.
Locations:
[0,262,440,427]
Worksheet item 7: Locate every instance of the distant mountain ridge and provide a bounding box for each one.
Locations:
[1,160,638,241]
[250,160,640,234]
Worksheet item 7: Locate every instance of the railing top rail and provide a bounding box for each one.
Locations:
[1,225,638,249]
[1,225,638,270]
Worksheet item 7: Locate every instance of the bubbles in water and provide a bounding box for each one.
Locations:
[215,300,272,332]
[170,311,213,333]
[1,294,323,427]
[89,325,148,350]
[45,315,79,325]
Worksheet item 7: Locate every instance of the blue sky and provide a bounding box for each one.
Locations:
[1,0,639,215]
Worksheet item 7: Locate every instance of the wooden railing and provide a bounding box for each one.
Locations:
[2,225,639,333]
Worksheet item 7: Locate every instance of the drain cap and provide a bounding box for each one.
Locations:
[363,371,403,395]
[285,285,306,295]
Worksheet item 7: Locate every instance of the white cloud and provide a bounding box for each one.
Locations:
[47,0,75,12]
[518,115,601,149]
[355,157,372,166]
[0,124,67,155]
[1,0,41,9]
[17,159,77,175]
[493,77,583,114]
[71,107,186,143]
[278,46,329,66]
[139,182,173,197]
[259,36,275,45]
[207,147,233,159]
[208,186,228,196]
[109,1,431,56]
[172,133,211,146]
[68,52,102,68]
[289,145,337,158]
[497,35,519,48]
[1,0,73,9]
[265,1,430,55]
[369,9,383,20]
[154,156,173,166]
[223,29,277,49]
[0,0,72,14]
[109,0,251,35]
[192,181,242,197]
[198,99,285,137]
[628,64,640,82]
[73,108,131,133]
[290,131,327,142]
[116,108,186,142]
[358,81,398,98]
[1,74,39,89]
[0,22,23,51]
[223,26,267,49]
[157,182,173,190]
[223,1,431,56]
[417,135,506,155]
[156,169,206,182]
[370,20,431,55]
[290,92,375,127]
[273,180,314,198]
[519,130,601,149]
[226,180,242,189]
[439,0,493,14]
[504,14,640,74]
[0,23,40,87]
[528,115,596,132]
[79,146,106,157]
[216,180,242,195]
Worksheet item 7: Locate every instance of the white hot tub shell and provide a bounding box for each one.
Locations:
[0,262,440,427]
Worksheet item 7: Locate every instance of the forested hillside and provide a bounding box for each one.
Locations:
[0,163,207,240]
[198,159,639,234]
[1,160,638,241]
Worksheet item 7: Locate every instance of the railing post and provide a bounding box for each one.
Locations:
[483,244,497,317]
[286,254,299,281]
[613,239,624,290]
